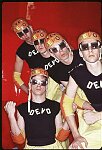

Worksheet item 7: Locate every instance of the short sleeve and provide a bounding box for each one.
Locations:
[53,101,60,116]
[16,46,26,60]
[16,103,27,117]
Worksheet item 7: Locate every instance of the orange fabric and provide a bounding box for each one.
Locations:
[56,128,70,142]
[11,133,25,145]
[60,94,67,120]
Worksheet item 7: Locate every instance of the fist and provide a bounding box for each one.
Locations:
[4,101,16,117]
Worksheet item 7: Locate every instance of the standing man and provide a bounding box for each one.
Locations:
[61,31,102,149]
[4,68,70,149]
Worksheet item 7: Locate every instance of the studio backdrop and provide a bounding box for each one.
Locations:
[2,2,101,149]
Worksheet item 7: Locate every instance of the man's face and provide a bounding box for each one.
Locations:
[79,39,100,63]
[49,41,71,62]
[16,26,32,41]
[31,75,47,95]
[34,38,47,54]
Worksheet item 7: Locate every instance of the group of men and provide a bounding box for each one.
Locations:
[4,18,102,149]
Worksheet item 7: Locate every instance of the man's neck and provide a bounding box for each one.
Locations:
[32,94,46,103]
[86,60,102,76]
[26,39,34,45]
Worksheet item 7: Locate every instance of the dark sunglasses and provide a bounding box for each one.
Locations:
[34,39,45,46]
[50,41,66,53]
[79,41,101,51]
[17,27,29,38]
[31,79,48,86]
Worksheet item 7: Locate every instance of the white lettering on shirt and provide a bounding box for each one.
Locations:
[100,80,102,88]
[45,58,60,70]
[29,107,51,115]
[28,50,39,57]
[87,81,102,89]
[41,108,45,114]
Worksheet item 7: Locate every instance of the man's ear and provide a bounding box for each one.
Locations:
[79,50,83,58]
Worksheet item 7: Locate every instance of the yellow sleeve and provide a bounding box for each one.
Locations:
[74,94,85,108]
[60,94,74,118]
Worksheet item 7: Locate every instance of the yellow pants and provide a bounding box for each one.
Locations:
[77,109,102,149]
[24,139,66,149]
[46,77,62,102]
[75,89,102,149]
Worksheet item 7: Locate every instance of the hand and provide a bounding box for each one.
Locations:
[83,110,99,124]
[83,101,94,110]
[69,135,88,149]
[72,103,77,112]
[4,101,16,117]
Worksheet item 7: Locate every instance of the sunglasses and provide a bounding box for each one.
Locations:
[79,41,101,51]
[34,39,45,46]
[50,41,67,53]
[17,27,29,38]
[31,79,48,86]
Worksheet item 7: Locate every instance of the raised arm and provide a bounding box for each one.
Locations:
[4,101,25,144]
[14,55,28,94]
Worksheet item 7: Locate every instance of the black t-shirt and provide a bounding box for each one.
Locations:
[16,42,45,69]
[16,42,62,83]
[70,64,102,111]
[53,50,85,83]
[17,99,60,146]
[16,44,84,83]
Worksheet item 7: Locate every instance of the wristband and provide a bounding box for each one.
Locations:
[13,72,24,87]
[60,94,74,118]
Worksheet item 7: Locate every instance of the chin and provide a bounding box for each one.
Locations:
[35,92,42,95]
[86,60,98,63]
[63,57,69,61]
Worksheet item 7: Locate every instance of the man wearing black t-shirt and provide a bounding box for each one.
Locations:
[4,68,70,149]
[44,33,86,86]
[61,31,102,149]
[44,33,94,110]
[32,30,64,101]
[12,18,36,94]
[12,19,62,101]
